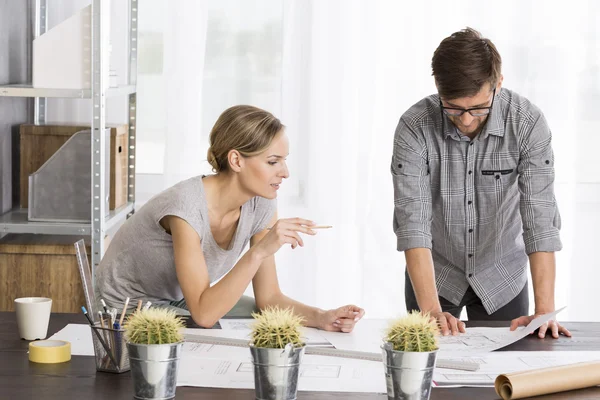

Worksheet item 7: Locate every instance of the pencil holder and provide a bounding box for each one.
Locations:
[90,323,130,373]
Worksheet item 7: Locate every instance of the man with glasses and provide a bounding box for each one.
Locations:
[391,28,570,339]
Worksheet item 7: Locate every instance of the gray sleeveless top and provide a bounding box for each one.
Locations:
[95,175,276,309]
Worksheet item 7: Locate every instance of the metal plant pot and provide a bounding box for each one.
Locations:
[381,343,438,400]
[249,343,306,400]
[127,342,183,400]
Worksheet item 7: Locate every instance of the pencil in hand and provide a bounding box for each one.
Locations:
[266,225,332,230]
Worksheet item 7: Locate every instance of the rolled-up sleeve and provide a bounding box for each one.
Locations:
[517,113,562,254]
[391,118,432,251]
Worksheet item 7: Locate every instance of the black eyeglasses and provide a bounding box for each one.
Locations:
[440,88,496,117]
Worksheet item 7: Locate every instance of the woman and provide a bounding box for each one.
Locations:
[96,105,365,332]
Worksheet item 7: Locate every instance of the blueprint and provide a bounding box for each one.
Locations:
[318,308,566,355]
[178,341,386,393]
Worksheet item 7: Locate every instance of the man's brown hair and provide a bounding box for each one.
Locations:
[431,27,502,100]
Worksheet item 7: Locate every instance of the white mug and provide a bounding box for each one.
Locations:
[14,297,53,340]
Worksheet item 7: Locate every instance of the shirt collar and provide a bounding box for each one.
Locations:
[440,89,506,141]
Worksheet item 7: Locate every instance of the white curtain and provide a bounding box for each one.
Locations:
[161,1,209,188]
[276,0,600,321]
[135,0,600,321]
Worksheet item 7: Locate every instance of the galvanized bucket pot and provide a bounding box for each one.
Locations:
[249,343,306,400]
[381,343,438,400]
[127,342,183,400]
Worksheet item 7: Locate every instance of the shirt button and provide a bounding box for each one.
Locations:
[468,254,473,258]
[468,229,473,233]
[468,170,472,175]
[468,273,473,278]
[468,200,472,205]
[545,160,550,164]
[398,164,402,168]
[495,175,500,180]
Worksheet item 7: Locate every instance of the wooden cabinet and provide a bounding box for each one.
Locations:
[0,234,89,313]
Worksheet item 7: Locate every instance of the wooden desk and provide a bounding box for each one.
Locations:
[1,312,599,399]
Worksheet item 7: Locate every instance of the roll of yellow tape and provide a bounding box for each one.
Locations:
[29,340,71,363]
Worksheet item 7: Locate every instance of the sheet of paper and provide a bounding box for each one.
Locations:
[217,319,332,346]
[48,323,94,356]
[178,348,386,393]
[182,341,250,359]
[438,307,564,355]
[317,319,389,354]
[433,351,600,387]
[319,309,565,356]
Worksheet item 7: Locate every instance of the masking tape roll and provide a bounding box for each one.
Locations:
[29,340,71,363]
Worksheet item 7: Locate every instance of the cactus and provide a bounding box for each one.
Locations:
[384,311,439,352]
[124,308,185,345]
[250,306,304,349]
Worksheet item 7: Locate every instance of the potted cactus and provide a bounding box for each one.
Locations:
[124,308,185,400]
[381,311,440,400]
[249,306,306,400]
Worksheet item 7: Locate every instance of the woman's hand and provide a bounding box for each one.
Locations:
[252,218,317,260]
[318,305,365,333]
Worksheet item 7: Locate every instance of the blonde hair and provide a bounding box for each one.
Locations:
[207,105,284,173]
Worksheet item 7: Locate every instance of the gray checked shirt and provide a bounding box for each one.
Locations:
[391,88,562,314]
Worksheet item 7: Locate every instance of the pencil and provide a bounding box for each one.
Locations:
[267,225,332,230]
[118,297,130,327]
[99,311,105,329]
[82,307,118,367]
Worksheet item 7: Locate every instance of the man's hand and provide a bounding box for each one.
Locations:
[318,305,365,333]
[510,313,572,339]
[430,311,466,336]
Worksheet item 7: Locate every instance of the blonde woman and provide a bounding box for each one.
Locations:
[96,105,365,332]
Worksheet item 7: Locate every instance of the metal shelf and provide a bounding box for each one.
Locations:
[105,202,136,232]
[0,0,139,277]
[0,202,134,236]
[0,84,136,99]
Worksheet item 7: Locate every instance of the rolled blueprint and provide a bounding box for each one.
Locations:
[495,361,600,399]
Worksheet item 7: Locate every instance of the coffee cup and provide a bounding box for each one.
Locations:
[14,297,52,340]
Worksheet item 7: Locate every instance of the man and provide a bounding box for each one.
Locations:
[391,27,570,339]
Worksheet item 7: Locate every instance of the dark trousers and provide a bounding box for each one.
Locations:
[404,271,529,320]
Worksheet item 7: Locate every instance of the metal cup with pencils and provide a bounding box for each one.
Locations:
[83,297,133,373]
[90,321,130,373]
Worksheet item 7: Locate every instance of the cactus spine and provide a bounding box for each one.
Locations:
[250,306,304,349]
[124,308,185,345]
[385,311,439,352]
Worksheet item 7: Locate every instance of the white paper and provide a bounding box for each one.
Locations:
[433,351,600,387]
[217,319,332,346]
[439,308,565,355]
[48,323,94,356]
[317,319,389,353]
[178,348,386,393]
[319,310,565,356]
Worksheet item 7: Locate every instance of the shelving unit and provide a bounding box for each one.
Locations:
[0,0,138,277]
[0,83,137,98]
